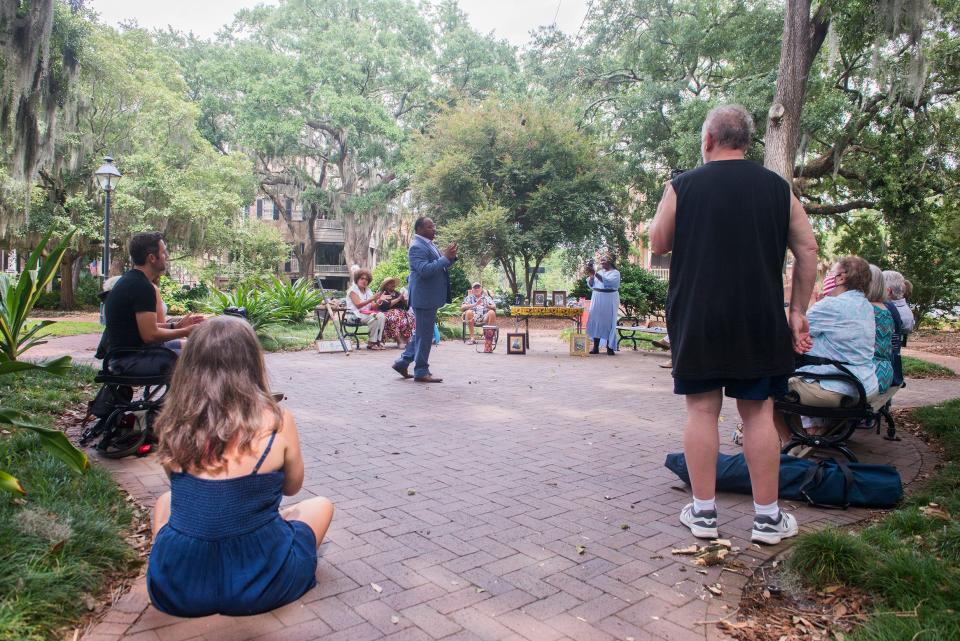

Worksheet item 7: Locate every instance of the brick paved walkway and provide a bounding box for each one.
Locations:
[42,332,949,641]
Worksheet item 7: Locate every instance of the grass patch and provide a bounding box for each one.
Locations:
[26,320,102,338]
[258,321,347,351]
[0,366,140,641]
[902,355,956,378]
[785,398,960,641]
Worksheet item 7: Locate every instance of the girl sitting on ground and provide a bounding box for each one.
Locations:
[147,315,334,617]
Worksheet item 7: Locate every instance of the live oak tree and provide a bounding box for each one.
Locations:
[530,0,960,316]
[415,99,624,299]
[169,0,519,280]
[27,21,256,306]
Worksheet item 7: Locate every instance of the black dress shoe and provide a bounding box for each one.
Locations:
[607,348,616,355]
[391,362,412,379]
[588,349,599,355]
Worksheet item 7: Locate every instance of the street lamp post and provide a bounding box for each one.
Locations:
[94,156,122,278]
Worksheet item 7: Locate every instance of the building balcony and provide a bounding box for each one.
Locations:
[314,219,345,243]
[316,264,350,276]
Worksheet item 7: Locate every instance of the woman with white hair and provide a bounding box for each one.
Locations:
[867,265,895,395]
[882,270,914,336]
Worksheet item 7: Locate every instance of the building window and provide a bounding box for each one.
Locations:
[256,199,263,219]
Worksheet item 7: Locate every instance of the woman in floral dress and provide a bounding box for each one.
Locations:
[377,278,415,348]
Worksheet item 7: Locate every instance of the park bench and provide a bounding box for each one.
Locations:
[616,316,668,351]
[314,303,370,349]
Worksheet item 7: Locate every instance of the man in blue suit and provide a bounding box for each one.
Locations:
[392,217,458,383]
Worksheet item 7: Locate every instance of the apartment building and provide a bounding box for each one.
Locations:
[244,195,350,290]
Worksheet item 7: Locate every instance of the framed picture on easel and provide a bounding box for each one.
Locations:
[532,290,547,306]
[552,290,566,307]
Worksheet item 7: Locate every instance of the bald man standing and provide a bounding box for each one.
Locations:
[650,105,818,545]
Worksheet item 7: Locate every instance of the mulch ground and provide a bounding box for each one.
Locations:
[909,328,960,359]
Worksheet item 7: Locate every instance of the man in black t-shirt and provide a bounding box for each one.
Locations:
[649,105,818,546]
[102,232,203,376]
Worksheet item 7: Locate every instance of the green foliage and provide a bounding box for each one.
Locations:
[416,99,624,298]
[901,356,955,378]
[158,276,209,316]
[786,398,960,641]
[787,527,872,588]
[74,272,101,308]
[204,280,282,333]
[210,219,288,286]
[264,277,323,323]
[0,230,75,361]
[571,262,667,318]
[371,248,410,290]
[0,366,138,641]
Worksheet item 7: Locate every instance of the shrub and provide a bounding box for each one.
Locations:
[204,279,282,333]
[264,276,322,323]
[786,527,871,588]
[159,277,209,316]
[74,273,101,308]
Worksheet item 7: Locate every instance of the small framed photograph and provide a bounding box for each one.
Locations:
[569,333,589,357]
[552,290,566,307]
[533,290,547,306]
[506,333,526,354]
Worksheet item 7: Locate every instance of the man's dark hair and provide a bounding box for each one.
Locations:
[129,232,164,266]
[414,217,431,233]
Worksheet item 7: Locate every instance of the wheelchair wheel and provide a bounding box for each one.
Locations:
[97,409,149,459]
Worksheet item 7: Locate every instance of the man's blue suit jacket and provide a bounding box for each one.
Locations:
[407,235,453,310]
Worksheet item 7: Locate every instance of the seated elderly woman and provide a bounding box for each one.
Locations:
[867,264,895,397]
[787,255,879,409]
[377,277,414,349]
[345,269,387,350]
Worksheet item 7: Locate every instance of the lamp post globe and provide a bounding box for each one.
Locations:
[94,156,122,278]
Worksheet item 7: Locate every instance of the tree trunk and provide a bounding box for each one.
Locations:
[58,250,77,310]
[763,1,829,183]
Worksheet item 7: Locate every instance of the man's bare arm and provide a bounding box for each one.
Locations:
[785,193,818,353]
[786,193,818,314]
[649,183,677,255]
[136,311,195,344]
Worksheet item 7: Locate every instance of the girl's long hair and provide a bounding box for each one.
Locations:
[155,315,282,474]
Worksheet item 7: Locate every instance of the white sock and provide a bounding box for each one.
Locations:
[693,497,716,513]
[754,500,780,518]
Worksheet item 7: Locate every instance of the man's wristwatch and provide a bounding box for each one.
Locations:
[167,321,175,329]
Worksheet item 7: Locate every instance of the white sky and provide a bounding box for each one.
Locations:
[87,0,590,45]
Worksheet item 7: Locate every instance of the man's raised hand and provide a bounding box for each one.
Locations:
[444,242,458,261]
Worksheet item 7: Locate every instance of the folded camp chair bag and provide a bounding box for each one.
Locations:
[664,452,903,509]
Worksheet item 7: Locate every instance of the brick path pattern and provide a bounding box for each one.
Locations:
[40,332,948,641]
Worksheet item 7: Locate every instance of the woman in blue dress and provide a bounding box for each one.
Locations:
[147,315,334,617]
[585,255,621,355]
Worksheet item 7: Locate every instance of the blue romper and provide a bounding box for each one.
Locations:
[147,432,318,617]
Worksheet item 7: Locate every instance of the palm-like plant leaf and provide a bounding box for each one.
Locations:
[0,229,76,360]
[0,408,89,476]
[0,470,24,495]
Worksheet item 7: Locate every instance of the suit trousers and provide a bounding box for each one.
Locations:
[396,306,437,378]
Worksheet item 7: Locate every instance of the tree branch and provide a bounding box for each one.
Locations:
[803,200,876,216]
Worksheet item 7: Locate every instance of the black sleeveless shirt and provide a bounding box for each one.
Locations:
[666,159,793,380]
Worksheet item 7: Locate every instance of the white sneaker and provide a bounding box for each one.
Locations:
[751,511,799,545]
[679,503,719,539]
